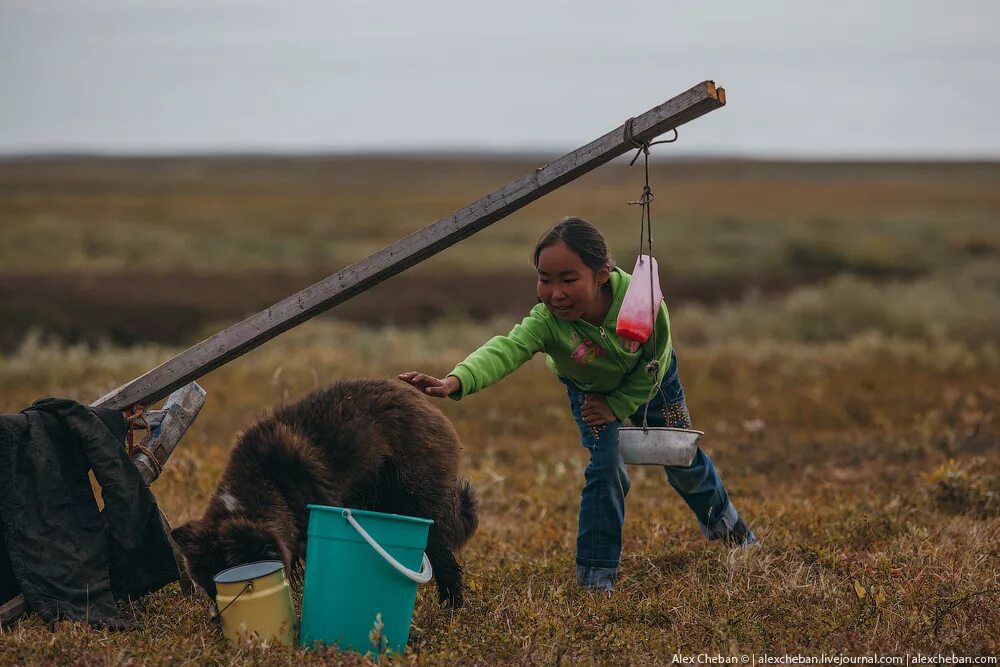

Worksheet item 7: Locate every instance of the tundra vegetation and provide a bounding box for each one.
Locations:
[0,157,997,664]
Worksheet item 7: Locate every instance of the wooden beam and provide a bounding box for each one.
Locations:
[93,81,726,410]
[0,597,25,627]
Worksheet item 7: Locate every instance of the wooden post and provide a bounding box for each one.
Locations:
[130,383,206,597]
[129,383,206,486]
[93,81,726,410]
[0,596,25,627]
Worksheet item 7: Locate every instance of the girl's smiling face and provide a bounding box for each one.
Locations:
[536,240,611,323]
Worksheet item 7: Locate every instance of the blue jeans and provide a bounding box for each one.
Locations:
[562,354,743,590]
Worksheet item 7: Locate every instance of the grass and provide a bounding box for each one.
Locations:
[672,260,1000,346]
[1,156,999,663]
[2,157,999,349]
[1,157,997,277]
[1,320,998,664]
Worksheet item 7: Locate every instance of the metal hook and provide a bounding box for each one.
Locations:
[650,128,679,146]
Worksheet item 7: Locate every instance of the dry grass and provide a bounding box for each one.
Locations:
[1,157,997,277]
[1,320,998,664]
[2,157,999,350]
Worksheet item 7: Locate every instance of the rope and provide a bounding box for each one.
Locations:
[622,117,678,166]
[621,119,680,430]
[622,117,645,150]
[123,405,146,455]
[133,443,162,478]
[123,404,162,478]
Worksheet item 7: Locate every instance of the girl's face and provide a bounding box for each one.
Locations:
[536,240,610,322]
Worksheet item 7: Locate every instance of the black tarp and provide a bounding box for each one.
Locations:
[0,399,178,629]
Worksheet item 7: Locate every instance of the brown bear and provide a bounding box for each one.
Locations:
[170,378,478,607]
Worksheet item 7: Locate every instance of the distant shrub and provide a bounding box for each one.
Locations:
[924,458,999,518]
[784,238,927,279]
[672,260,1000,345]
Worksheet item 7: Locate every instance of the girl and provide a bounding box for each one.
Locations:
[399,217,755,592]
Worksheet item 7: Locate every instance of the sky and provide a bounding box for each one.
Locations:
[1,0,998,158]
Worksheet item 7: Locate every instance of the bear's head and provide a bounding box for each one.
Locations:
[171,516,292,599]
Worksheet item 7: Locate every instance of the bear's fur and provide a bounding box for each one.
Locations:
[170,378,478,607]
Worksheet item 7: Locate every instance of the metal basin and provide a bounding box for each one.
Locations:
[618,427,703,466]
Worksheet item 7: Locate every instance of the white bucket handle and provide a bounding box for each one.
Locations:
[341,509,433,584]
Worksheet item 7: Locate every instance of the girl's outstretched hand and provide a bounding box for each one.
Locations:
[398,371,461,398]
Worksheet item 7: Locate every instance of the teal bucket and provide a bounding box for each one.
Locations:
[299,504,434,656]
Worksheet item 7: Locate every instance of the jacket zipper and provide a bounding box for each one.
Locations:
[596,325,632,373]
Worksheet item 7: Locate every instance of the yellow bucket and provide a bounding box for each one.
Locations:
[213,560,297,646]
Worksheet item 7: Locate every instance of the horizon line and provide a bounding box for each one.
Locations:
[2,148,999,165]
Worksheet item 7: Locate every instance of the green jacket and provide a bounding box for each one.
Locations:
[448,266,672,421]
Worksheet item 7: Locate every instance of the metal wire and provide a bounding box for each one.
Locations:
[621,121,679,429]
[210,581,252,622]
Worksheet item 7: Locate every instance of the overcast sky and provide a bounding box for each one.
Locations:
[1,0,998,157]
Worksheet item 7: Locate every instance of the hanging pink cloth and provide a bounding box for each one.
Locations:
[616,255,662,343]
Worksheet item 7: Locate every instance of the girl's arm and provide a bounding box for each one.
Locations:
[446,304,550,399]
